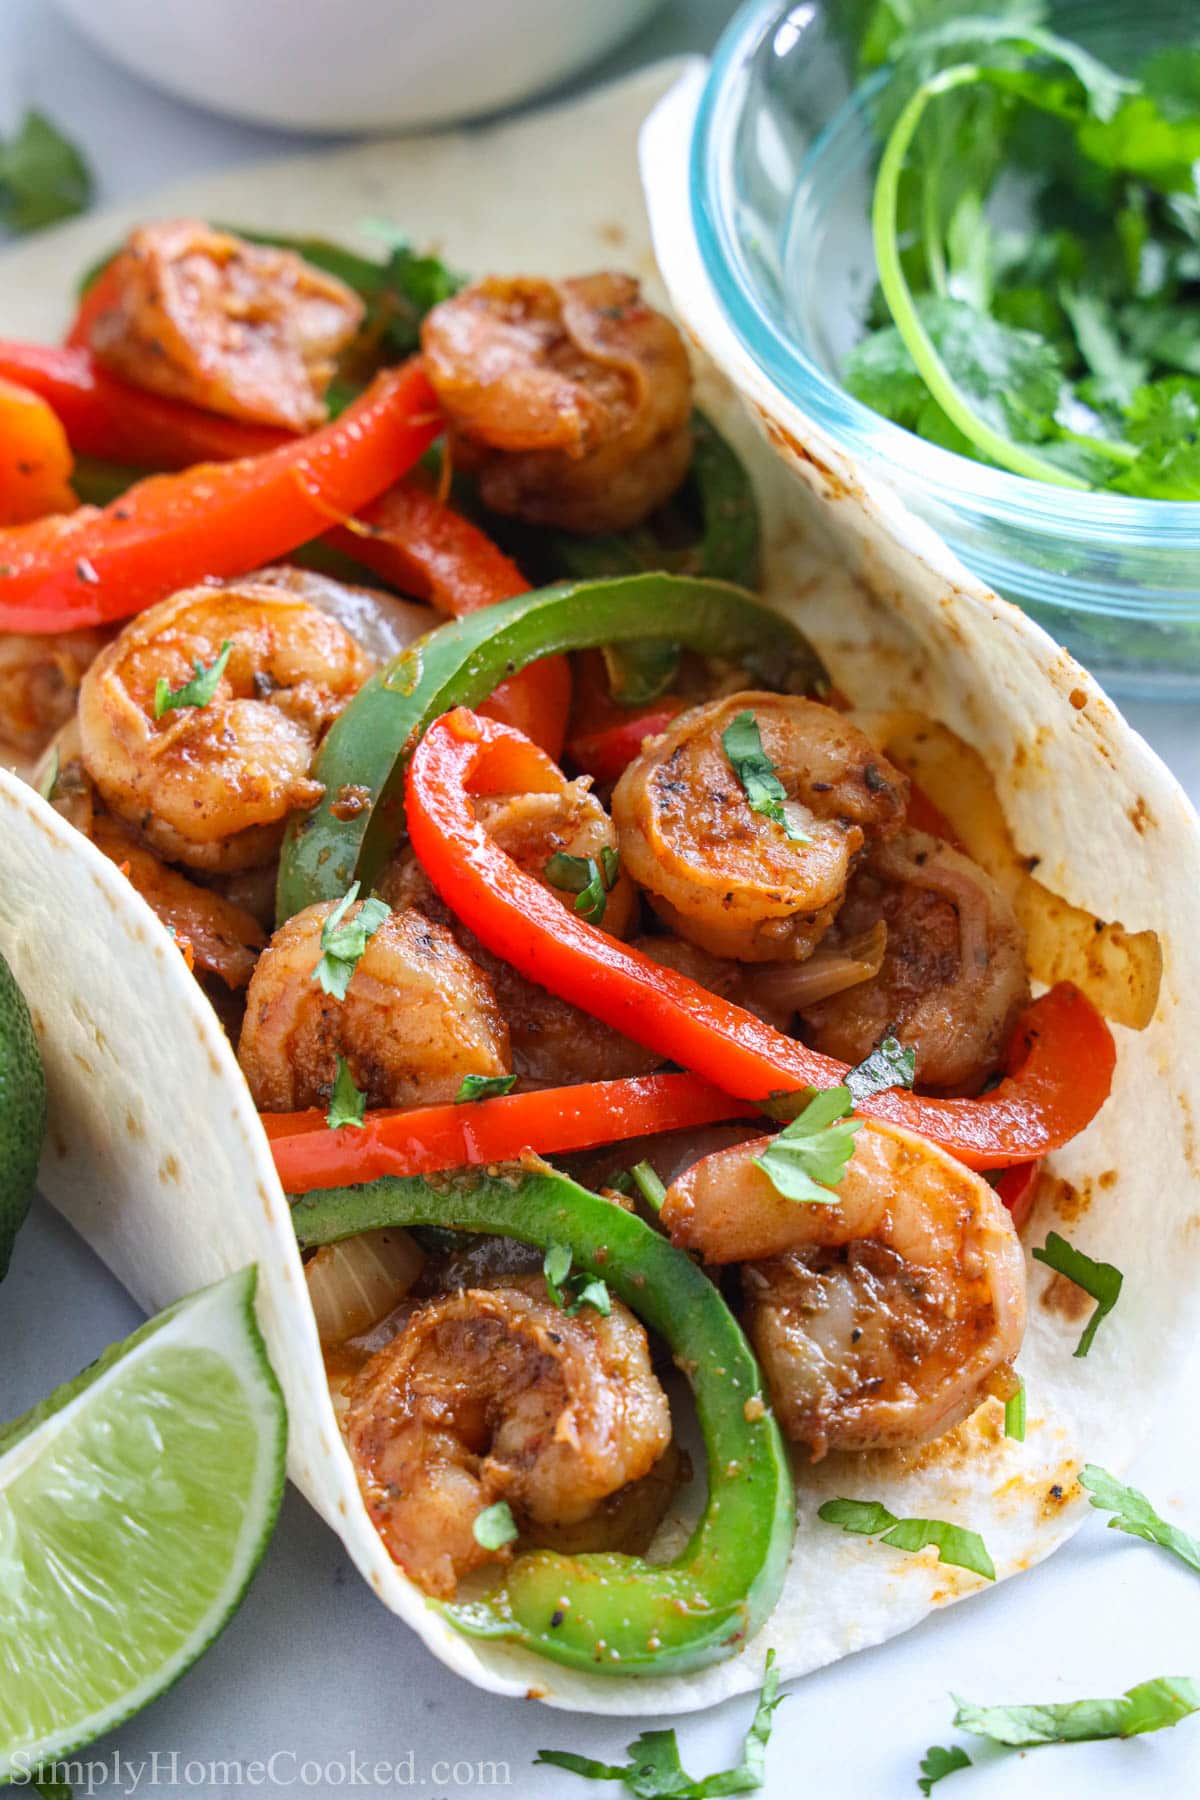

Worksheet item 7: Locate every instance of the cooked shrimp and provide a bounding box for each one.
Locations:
[662,1122,1025,1456]
[88,220,364,431]
[91,815,265,988]
[0,627,110,761]
[342,1276,671,1597]
[38,719,265,988]
[801,829,1030,1095]
[380,776,656,1086]
[612,693,908,963]
[78,581,373,873]
[238,901,510,1112]
[421,273,693,533]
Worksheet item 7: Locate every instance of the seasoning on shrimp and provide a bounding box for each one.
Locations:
[421,273,693,534]
[342,1275,671,1597]
[612,692,908,962]
[77,581,372,873]
[661,1120,1026,1456]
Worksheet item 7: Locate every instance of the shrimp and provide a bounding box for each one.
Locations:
[342,1276,672,1597]
[800,829,1030,1095]
[238,900,510,1112]
[88,220,364,431]
[0,626,111,762]
[39,720,265,989]
[77,581,373,873]
[612,693,908,963]
[421,272,693,534]
[661,1121,1025,1456]
[91,815,265,989]
[380,776,656,1086]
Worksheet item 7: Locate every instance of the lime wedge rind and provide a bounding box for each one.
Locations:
[0,1267,286,1779]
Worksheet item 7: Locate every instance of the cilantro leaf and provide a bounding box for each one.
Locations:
[1031,1230,1123,1356]
[819,1496,996,1580]
[1004,1377,1026,1441]
[472,1501,518,1551]
[325,1056,366,1131]
[630,1161,667,1214]
[542,1243,610,1317]
[953,1677,1200,1747]
[311,883,390,1000]
[0,111,93,234]
[544,850,619,927]
[846,1034,916,1103]
[454,1072,517,1103]
[153,640,233,719]
[1080,1464,1200,1575]
[753,1086,862,1205]
[536,1649,783,1796]
[917,1745,972,1795]
[1059,287,1148,408]
[721,711,810,844]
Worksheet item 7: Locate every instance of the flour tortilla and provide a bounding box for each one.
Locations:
[2,62,1199,1714]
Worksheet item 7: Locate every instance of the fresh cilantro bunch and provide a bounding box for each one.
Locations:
[841,3,1200,498]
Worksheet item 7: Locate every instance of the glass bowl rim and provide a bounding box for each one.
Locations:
[689,0,1200,547]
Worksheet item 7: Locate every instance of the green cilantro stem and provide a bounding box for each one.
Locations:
[873,64,1090,490]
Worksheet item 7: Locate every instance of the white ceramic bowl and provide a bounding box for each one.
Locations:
[53,0,662,133]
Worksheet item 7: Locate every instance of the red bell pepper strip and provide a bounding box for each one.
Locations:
[65,258,121,348]
[568,700,687,783]
[405,709,1116,1171]
[263,1069,753,1194]
[994,1159,1041,1231]
[0,360,442,633]
[0,339,292,469]
[327,479,570,760]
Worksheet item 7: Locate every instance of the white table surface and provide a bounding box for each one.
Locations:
[2,3,1199,1796]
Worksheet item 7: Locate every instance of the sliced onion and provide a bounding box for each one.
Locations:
[743,920,887,1013]
[251,563,436,663]
[305,1228,425,1346]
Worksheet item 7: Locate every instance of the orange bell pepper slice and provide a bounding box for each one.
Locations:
[0,360,441,633]
[328,479,571,760]
[0,378,76,524]
[263,1070,753,1194]
[404,708,1116,1171]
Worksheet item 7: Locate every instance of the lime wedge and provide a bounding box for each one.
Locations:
[0,1268,286,1778]
[0,949,47,1279]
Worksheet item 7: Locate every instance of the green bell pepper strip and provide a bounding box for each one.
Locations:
[291,1163,795,1676]
[276,572,828,923]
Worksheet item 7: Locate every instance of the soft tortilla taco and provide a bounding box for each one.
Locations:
[1,66,1198,1715]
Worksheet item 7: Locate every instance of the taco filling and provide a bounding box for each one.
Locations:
[4,219,1157,1678]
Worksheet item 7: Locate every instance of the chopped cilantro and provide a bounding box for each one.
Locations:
[542,1243,610,1317]
[544,848,619,927]
[0,111,92,234]
[153,641,233,719]
[721,710,810,842]
[952,1676,1200,1746]
[819,1496,996,1581]
[846,1034,916,1103]
[1080,1464,1200,1575]
[1031,1230,1123,1356]
[536,1648,783,1795]
[754,1086,862,1205]
[472,1501,518,1551]
[454,1072,518,1103]
[630,1161,667,1214]
[325,1056,366,1131]
[1004,1377,1026,1442]
[311,883,390,1000]
[917,1745,971,1795]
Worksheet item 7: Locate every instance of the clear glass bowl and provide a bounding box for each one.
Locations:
[690,0,1200,698]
